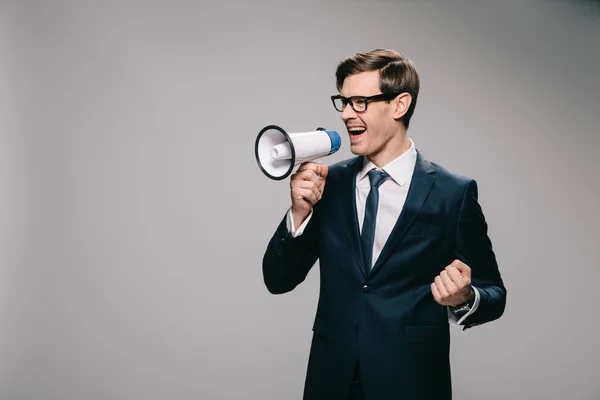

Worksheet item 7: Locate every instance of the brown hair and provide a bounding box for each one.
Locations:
[335,49,420,129]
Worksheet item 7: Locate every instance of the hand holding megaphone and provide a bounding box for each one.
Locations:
[255,125,341,180]
[289,161,329,229]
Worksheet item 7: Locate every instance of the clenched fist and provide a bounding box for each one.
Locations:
[431,260,474,307]
[290,162,328,230]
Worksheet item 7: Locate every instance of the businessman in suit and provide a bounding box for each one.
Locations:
[262,49,506,400]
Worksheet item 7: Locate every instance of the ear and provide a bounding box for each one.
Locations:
[392,93,412,120]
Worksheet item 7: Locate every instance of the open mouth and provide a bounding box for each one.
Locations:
[348,127,366,135]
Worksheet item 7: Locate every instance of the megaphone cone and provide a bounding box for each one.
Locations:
[255,125,341,180]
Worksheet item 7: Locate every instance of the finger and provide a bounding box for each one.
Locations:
[318,184,326,200]
[292,188,318,204]
[452,259,471,275]
[440,270,458,294]
[292,181,320,201]
[296,162,320,174]
[291,168,318,180]
[309,184,320,200]
[445,266,464,286]
[434,276,449,298]
[317,178,326,195]
[291,179,320,192]
[291,169,320,185]
[318,168,328,192]
[431,283,441,302]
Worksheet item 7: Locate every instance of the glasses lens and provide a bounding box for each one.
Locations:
[333,98,344,112]
[352,97,367,112]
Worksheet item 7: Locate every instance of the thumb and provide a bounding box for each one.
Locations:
[453,259,471,274]
[319,164,329,179]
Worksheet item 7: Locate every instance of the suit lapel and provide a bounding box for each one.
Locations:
[339,156,367,278]
[369,150,436,277]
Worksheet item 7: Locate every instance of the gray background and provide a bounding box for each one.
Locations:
[1,0,599,399]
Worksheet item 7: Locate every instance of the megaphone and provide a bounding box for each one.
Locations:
[255,125,341,180]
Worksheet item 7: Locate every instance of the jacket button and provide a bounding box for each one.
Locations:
[362,285,370,293]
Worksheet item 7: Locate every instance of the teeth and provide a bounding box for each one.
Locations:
[348,127,366,132]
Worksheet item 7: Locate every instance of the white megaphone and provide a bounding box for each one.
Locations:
[255,125,342,180]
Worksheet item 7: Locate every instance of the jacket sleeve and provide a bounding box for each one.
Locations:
[262,208,321,295]
[454,179,507,330]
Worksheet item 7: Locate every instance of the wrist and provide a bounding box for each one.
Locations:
[291,208,310,230]
[450,287,475,312]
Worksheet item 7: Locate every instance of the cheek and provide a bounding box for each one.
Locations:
[365,121,383,143]
[363,111,385,138]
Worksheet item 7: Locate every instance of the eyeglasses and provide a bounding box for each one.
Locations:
[330,92,400,113]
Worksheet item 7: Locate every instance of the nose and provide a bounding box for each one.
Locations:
[341,102,357,121]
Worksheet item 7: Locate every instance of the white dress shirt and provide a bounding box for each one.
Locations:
[285,138,479,325]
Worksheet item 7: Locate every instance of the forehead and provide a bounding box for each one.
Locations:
[340,70,381,97]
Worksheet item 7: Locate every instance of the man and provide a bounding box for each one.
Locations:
[262,49,506,400]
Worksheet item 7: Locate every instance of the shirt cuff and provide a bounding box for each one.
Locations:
[448,286,481,325]
[286,207,313,237]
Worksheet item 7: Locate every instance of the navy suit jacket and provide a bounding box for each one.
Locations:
[262,151,506,400]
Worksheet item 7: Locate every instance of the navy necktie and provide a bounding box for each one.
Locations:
[361,169,389,274]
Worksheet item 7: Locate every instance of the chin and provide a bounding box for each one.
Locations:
[350,145,370,157]
[349,146,365,156]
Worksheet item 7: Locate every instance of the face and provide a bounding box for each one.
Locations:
[339,70,407,164]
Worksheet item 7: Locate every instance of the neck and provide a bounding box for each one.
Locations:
[368,129,411,168]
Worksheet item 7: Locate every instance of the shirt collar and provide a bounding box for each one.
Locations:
[357,138,417,187]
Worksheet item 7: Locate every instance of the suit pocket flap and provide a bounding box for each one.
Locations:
[405,325,448,343]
